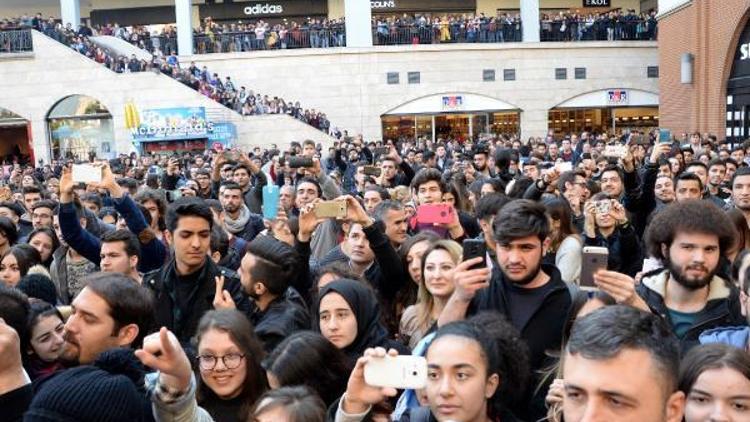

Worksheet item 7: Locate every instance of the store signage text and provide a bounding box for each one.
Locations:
[371,1,396,9]
[244,4,284,15]
[132,121,215,138]
[740,43,750,60]
[442,96,464,110]
[607,90,629,105]
[583,0,610,7]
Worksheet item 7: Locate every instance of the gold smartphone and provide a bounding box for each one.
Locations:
[314,200,347,218]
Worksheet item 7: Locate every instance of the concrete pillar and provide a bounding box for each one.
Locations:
[520,0,540,43]
[60,0,81,29]
[175,0,193,56]
[520,108,548,140]
[344,0,372,47]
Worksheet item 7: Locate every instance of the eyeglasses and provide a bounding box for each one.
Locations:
[197,353,245,371]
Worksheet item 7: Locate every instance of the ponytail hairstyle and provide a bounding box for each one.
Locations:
[431,311,530,418]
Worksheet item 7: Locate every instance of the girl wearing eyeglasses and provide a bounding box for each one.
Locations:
[194,309,268,422]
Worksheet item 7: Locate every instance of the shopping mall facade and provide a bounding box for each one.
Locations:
[0,0,660,162]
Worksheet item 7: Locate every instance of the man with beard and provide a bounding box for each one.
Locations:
[633,200,744,352]
[732,167,750,221]
[439,199,571,420]
[220,182,264,242]
[61,272,154,365]
[213,234,309,353]
[472,144,493,179]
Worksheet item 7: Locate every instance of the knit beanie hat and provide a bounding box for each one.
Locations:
[24,348,150,422]
[17,273,57,305]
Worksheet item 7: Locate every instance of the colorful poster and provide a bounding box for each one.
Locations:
[130,107,212,141]
[208,122,237,149]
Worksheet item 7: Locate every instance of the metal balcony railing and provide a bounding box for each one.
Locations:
[0,29,33,53]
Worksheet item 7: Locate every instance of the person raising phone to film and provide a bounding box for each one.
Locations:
[333,312,529,422]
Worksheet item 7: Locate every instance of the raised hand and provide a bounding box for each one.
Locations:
[212,275,236,310]
[341,347,400,414]
[343,195,371,227]
[593,270,648,311]
[450,257,492,302]
[298,199,326,242]
[135,327,191,393]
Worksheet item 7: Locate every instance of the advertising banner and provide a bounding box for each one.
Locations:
[208,122,238,149]
[130,107,212,142]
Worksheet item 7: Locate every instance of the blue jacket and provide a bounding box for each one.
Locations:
[699,326,750,349]
[58,194,167,273]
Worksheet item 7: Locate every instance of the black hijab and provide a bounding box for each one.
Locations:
[314,279,390,360]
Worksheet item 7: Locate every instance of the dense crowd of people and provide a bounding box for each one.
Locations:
[2,15,339,137]
[540,9,657,41]
[0,7,658,56]
[0,125,749,421]
[105,17,347,55]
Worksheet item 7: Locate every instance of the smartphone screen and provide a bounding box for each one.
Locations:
[659,129,672,144]
[72,164,102,184]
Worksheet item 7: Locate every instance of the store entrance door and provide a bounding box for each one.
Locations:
[435,114,470,141]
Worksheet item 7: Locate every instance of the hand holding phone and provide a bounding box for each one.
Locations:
[417,204,454,225]
[314,200,347,218]
[462,239,487,270]
[372,146,389,156]
[580,246,608,289]
[555,161,573,173]
[288,156,314,168]
[262,185,280,220]
[72,164,102,184]
[658,129,672,144]
[364,354,427,390]
[603,145,627,159]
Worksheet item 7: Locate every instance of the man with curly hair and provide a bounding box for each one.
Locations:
[636,200,745,351]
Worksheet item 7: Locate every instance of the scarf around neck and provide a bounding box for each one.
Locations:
[224,204,251,234]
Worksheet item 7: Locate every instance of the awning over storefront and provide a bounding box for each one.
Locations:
[554,89,659,109]
[383,93,519,116]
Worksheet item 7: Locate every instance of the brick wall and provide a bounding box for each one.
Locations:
[659,0,750,139]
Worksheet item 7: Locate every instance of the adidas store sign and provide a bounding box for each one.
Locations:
[244,4,284,15]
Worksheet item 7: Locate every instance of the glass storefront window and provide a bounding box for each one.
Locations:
[435,114,470,141]
[381,115,415,141]
[472,114,488,139]
[548,107,658,136]
[416,115,433,139]
[489,112,520,136]
[47,95,114,161]
[382,110,520,142]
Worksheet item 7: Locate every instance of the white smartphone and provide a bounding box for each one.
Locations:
[603,145,627,159]
[72,164,102,184]
[364,355,427,390]
[555,161,573,173]
[580,246,609,290]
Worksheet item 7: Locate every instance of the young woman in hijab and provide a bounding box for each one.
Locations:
[314,279,409,363]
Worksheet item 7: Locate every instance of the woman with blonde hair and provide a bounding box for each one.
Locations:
[399,239,463,349]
